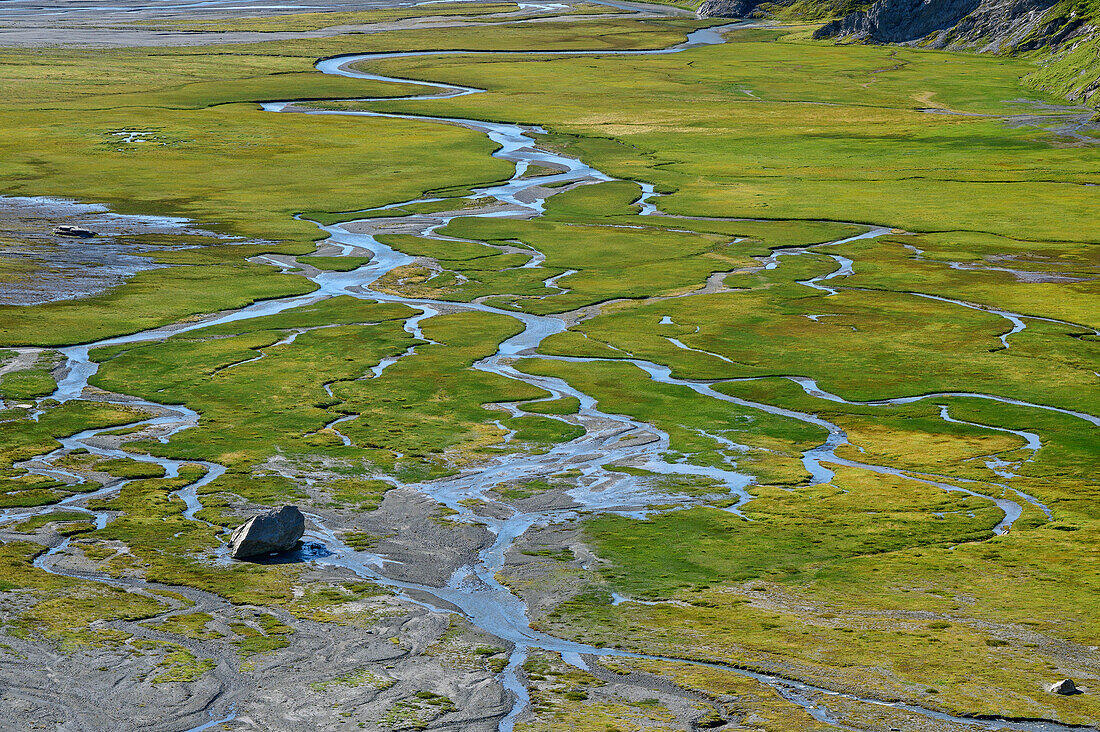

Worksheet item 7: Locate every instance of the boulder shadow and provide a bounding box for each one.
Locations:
[238,541,332,565]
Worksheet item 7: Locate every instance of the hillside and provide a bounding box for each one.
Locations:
[700,0,1100,106]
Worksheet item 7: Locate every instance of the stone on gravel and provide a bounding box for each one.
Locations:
[53,225,96,238]
[1050,678,1077,695]
[230,505,305,559]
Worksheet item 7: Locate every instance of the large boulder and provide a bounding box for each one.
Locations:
[54,225,96,238]
[1050,679,1078,695]
[230,505,305,559]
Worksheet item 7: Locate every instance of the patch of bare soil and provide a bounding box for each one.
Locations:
[0,196,230,306]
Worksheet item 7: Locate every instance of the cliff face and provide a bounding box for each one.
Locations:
[699,0,1067,47]
[813,0,1080,52]
[811,0,1100,104]
[697,0,760,17]
[697,0,873,20]
[698,0,1100,107]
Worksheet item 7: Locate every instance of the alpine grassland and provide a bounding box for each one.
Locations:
[0,2,1096,729]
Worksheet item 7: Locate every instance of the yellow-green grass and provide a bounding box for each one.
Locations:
[541,509,1100,724]
[229,613,293,656]
[132,3,523,31]
[0,366,56,400]
[324,478,394,510]
[0,400,145,477]
[0,253,317,347]
[0,103,506,246]
[144,3,628,34]
[834,233,1100,328]
[584,467,1004,598]
[396,215,745,311]
[327,311,555,480]
[512,359,1098,723]
[11,511,92,533]
[513,335,1097,723]
[595,657,838,732]
[536,258,1098,415]
[47,451,167,480]
[372,184,879,317]
[0,12,1096,725]
[516,357,823,484]
[89,297,420,470]
[518,650,687,732]
[96,458,168,479]
[89,468,303,605]
[145,643,217,683]
[522,396,581,415]
[146,611,224,640]
[346,26,1100,240]
[89,299,557,488]
[0,17,706,349]
[717,378,1099,508]
[542,179,868,247]
[310,196,497,224]
[0,541,167,649]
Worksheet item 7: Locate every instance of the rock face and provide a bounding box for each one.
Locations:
[812,0,1100,106]
[230,506,305,559]
[1050,678,1078,695]
[815,0,981,42]
[813,0,1073,52]
[53,225,96,238]
[698,0,874,18]
[697,0,760,18]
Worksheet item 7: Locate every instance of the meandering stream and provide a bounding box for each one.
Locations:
[5,19,1097,732]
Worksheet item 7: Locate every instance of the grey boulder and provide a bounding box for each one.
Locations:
[1049,679,1077,695]
[230,505,305,559]
[54,225,96,238]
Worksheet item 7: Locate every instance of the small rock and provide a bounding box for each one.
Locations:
[1050,679,1077,695]
[53,225,96,238]
[230,505,305,559]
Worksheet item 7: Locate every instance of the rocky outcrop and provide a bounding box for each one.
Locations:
[812,0,1100,106]
[815,0,981,42]
[697,0,761,17]
[813,0,1074,52]
[230,505,305,559]
[1050,678,1078,695]
[698,0,874,18]
[936,0,1076,51]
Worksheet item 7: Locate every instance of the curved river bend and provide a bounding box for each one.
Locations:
[4,22,1096,732]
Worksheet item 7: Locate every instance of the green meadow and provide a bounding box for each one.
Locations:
[0,4,1096,729]
[356,28,1098,239]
